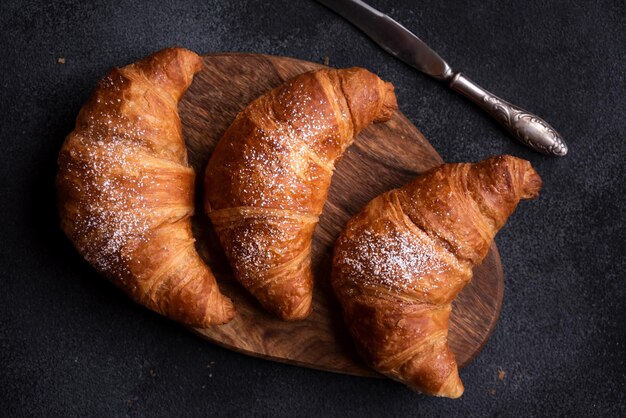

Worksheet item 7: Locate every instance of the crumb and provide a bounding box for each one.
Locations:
[209,373,213,378]
[323,56,330,66]
[488,388,496,396]
[57,57,66,64]
[498,370,506,381]
[149,368,156,377]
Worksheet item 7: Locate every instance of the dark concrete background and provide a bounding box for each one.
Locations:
[1,0,624,416]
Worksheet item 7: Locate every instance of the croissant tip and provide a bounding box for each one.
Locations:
[484,155,543,200]
[221,302,237,323]
[279,310,311,321]
[194,300,236,328]
[268,291,313,321]
[444,384,465,399]
[218,297,237,323]
[280,300,313,321]
[373,81,398,123]
[420,380,464,399]
[522,165,543,200]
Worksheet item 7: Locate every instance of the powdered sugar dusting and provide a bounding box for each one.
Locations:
[212,211,316,279]
[336,220,446,295]
[231,219,297,276]
[66,131,153,277]
[232,79,338,212]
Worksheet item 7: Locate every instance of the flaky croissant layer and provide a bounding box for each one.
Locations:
[205,67,397,320]
[57,48,235,327]
[332,155,542,398]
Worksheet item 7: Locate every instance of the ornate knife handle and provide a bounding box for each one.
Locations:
[449,73,568,156]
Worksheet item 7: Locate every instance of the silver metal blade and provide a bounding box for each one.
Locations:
[316,0,454,81]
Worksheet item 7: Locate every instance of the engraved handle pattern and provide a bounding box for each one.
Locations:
[449,73,568,156]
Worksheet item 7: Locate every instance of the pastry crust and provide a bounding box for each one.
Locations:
[331,155,542,398]
[57,48,235,327]
[205,67,397,320]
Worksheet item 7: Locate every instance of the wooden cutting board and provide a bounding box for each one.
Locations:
[178,53,504,377]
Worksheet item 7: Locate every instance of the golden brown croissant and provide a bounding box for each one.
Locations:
[205,67,397,320]
[57,47,235,327]
[331,155,542,398]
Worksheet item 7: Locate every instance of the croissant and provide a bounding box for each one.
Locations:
[57,47,235,327]
[331,155,542,398]
[205,68,397,320]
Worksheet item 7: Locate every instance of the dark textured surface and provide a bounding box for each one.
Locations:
[1,0,624,416]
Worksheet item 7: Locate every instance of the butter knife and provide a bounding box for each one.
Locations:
[315,0,568,156]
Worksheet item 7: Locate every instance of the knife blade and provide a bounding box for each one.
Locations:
[315,0,568,157]
[316,0,453,80]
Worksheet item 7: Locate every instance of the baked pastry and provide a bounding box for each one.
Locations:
[331,155,542,398]
[57,47,235,327]
[205,67,397,320]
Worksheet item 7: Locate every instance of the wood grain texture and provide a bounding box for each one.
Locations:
[178,53,504,377]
